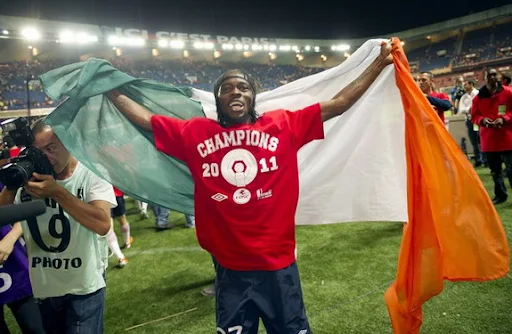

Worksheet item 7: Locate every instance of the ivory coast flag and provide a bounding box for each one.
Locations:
[40,37,509,333]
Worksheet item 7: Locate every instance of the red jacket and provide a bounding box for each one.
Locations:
[471,85,512,152]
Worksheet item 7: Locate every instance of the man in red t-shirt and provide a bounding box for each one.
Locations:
[107,41,394,333]
[416,71,452,122]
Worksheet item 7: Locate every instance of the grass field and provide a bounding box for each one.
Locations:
[5,168,512,333]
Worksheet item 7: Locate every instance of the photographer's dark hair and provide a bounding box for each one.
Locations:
[213,69,260,127]
[31,117,51,135]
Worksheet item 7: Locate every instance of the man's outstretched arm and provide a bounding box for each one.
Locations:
[320,41,394,122]
[107,89,188,160]
[107,90,153,132]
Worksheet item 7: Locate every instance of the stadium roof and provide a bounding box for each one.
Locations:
[0,5,510,67]
[1,5,511,47]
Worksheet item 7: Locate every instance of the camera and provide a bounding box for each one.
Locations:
[0,149,9,160]
[0,118,54,190]
[1,135,14,160]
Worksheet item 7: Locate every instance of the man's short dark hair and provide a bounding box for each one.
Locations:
[466,79,476,86]
[421,71,434,80]
[485,68,497,76]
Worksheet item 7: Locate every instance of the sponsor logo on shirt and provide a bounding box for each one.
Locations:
[256,188,272,200]
[233,188,251,205]
[211,193,228,202]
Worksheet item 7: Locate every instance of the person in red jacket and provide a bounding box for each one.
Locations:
[471,68,512,204]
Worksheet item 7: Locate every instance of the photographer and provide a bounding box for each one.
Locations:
[0,118,117,333]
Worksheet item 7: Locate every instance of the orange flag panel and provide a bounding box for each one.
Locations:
[384,37,510,334]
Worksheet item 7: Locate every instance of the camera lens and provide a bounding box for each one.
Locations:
[0,161,34,189]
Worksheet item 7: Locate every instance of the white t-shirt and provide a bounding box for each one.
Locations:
[15,162,116,299]
[459,88,479,119]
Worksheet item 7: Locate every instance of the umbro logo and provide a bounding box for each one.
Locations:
[211,193,228,202]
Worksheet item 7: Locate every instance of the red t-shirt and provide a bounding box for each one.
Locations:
[113,187,124,197]
[151,103,324,271]
[429,91,450,122]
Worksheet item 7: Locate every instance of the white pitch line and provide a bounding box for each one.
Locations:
[124,246,203,257]
[125,308,198,331]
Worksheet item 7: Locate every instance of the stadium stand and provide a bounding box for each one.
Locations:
[0,9,510,112]
[0,59,323,111]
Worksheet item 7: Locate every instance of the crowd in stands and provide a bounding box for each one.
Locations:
[407,21,512,72]
[407,37,457,72]
[457,21,512,66]
[0,20,510,112]
[0,58,323,111]
[0,60,67,111]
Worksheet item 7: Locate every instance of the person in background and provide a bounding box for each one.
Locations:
[105,187,133,268]
[152,204,172,230]
[112,187,133,249]
[471,68,512,204]
[499,71,511,87]
[185,214,195,228]
[459,79,484,167]
[136,200,149,219]
[0,220,45,333]
[451,76,465,113]
[417,72,452,123]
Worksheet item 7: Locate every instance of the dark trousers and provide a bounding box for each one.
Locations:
[486,151,512,200]
[215,261,311,334]
[465,119,484,164]
[0,295,45,334]
[38,288,105,334]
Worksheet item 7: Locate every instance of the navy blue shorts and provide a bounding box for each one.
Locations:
[215,261,311,334]
[111,196,126,218]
